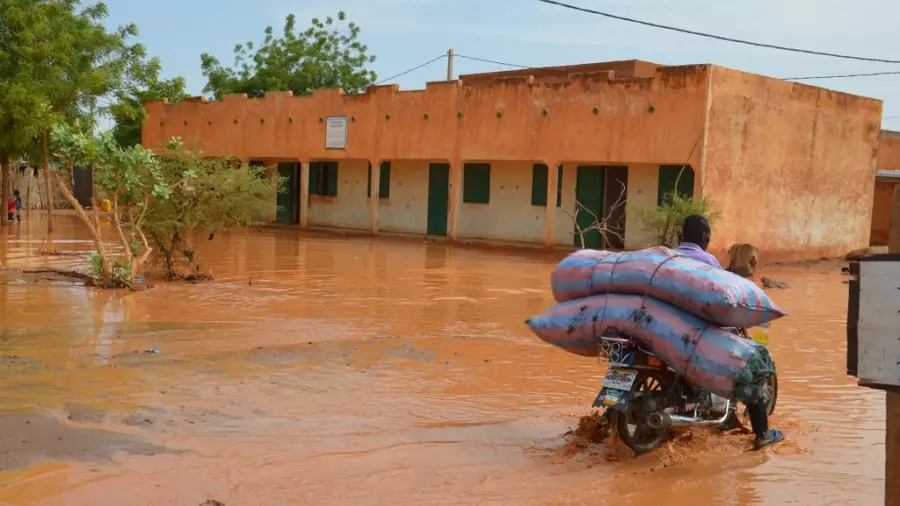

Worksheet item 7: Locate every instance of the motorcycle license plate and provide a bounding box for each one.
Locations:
[602,369,638,391]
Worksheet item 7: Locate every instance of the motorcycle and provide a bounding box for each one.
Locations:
[592,327,778,455]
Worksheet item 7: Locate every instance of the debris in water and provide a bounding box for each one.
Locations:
[761,276,791,289]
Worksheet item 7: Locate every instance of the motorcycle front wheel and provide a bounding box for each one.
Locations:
[613,370,672,455]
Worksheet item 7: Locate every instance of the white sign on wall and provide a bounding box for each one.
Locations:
[325,116,348,150]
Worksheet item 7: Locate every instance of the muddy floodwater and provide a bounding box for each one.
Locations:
[0,214,886,505]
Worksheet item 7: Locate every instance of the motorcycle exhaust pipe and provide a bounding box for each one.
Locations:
[646,401,732,429]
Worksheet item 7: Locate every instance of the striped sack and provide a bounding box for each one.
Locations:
[525,293,775,402]
[550,246,786,327]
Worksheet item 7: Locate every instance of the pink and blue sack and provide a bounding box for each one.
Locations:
[550,247,786,328]
[524,293,775,402]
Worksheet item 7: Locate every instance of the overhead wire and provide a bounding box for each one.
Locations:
[782,70,900,81]
[375,54,447,85]
[455,54,530,69]
[536,0,900,64]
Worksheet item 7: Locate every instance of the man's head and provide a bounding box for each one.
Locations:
[13,189,19,197]
[681,214,711,250]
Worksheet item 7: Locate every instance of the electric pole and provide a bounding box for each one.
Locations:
[447,49,455,81]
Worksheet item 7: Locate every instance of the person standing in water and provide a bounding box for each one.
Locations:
[675,214,784,450]
[13,189,22,222]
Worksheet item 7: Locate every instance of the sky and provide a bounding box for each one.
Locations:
[103,0,900,128]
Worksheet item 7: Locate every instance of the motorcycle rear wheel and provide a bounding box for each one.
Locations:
[614,370,672,455]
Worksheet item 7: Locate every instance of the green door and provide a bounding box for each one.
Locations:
[427,163,450,236]
[575,166,606,248]
[276,162,297,223]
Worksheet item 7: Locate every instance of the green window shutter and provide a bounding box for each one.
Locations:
[462,163,491,204]
[309,162,322,195]
[325,162,339,197]
[556,164,563,207]
[379,162,391,198]
[531,163,548,206]
[657,165,695,206]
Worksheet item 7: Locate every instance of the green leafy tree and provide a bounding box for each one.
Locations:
[144,142,281,280]
[635,193,721,248]
[200,11,377,99]
[50,122,161,287]
[0,0,158,230]
[109,66,188,148]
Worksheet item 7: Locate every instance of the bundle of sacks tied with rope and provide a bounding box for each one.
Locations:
[525,247,786,404]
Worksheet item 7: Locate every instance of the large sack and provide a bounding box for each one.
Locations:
[550,246,786,327]
[525,293,776,403]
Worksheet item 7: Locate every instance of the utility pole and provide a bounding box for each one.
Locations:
[848,184,900,506]
[887,183,900,506]
[447,48,455,81]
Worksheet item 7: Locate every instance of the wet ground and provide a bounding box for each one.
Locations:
[0,213,886,505]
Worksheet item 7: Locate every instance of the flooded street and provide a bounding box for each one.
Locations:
[0,213,886,505]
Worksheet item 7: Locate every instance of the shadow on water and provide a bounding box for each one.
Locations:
[0,213,885,505]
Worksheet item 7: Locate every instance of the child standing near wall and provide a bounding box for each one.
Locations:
[13,189,22,222]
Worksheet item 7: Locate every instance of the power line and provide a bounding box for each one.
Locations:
[456,54,530,69]
[536,0,900,64]
[783,70,900,81]
[375,54,447,85]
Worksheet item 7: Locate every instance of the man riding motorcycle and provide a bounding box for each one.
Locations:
[675,215,784,450]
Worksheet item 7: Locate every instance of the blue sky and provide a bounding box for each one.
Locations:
[104,0,900,128]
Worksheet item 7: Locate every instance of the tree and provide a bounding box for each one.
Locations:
[635,194,721,248]
[200,11,377,99]
[0,0,158,231]
[0,0,58,226]
[143,143,280,280]
[50,122,161,287]
[109,65,188,148]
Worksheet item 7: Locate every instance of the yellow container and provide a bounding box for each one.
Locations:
[100,198,111,212]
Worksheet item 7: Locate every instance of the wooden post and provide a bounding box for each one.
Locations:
[885,183,900,506]
[545,162,560,247]
[299,161,310,228]
[888,393,900,506]
[369,160,382,234]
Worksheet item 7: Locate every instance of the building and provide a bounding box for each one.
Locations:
[142,60,883,262]
[870,130,900,246]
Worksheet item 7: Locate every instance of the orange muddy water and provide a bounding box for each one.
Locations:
[0,213,886,505]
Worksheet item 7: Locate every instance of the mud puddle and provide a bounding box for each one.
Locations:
[0,213,887,505]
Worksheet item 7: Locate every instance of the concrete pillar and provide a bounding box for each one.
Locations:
[545,161,560,247]
[448,159,463,240]
[369,160,382,234]
[299,161,310,228]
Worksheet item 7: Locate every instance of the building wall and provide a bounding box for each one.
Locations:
[456,161,545,242]
[624,164,660,249]
[378,160,430,235]
[307,160,370,230]
[702,66,883,262]
[871,180,895,246]
[870,131,900,246]
[877,132,900,170]
[143,66,710,171]
[552,164,577,246]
